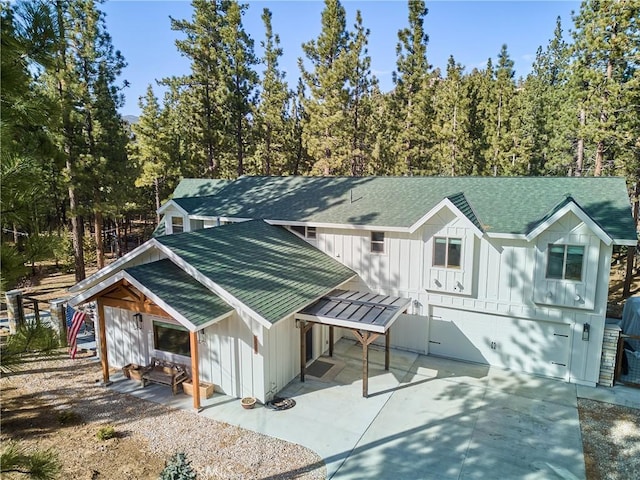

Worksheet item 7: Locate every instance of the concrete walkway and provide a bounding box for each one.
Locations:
[108,339,638,479]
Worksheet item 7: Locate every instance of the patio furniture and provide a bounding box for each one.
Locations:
[141,357,188,395]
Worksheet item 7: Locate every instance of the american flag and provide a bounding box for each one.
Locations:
[65,305,86,359]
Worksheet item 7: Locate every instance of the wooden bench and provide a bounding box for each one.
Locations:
[141,357,188,395]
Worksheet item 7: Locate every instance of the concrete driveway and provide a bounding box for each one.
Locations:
[114,339,586,479]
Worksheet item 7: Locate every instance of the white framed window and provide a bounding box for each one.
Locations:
[371,231,385,253]
[171,216,184,233]
[306,226,317,239]
[546,244,584,281]
[433,237,462,268]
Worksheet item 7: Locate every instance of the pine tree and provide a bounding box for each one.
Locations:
[490,44,518,175]
[430,56,474,175]
[131,86,176,221]
[300,0,352,175]
[169,0,228,177]
[391,0,434,175]
[570,0,640,177]
[253,8,289,176]
[220,1,258,177]
[345,10,376,176]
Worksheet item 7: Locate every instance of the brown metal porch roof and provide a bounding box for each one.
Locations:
[295,290,411,333]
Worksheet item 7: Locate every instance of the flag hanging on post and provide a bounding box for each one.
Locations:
[65,304,86,359]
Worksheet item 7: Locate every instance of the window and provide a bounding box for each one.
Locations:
[546,244,584,281]
[171,216,184,233]
[153,321,190,356]
[371,231,385,253]
[191,219,204,231]
[433,237,462,268]
[306,227,317,239]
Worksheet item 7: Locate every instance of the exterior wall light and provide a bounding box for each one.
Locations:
[133,313,143,330]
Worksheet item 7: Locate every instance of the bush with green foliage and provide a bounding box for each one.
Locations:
[1,441,61,480]
[0,321,59,373]
[96,425,116,441]
[0,243,27,292]
[57,410,80,425]
[159,452,197,480]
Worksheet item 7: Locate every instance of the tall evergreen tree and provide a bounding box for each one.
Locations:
[490,44,518,175]
[300,0,352,175]
[571,0,639,177]
[392,0,433,175]
[131,85,176,221]
[220,1,258,177]
[169,0,228,177]
[431,56,473,175]
[254,8,290,175]
[345,10,376,176]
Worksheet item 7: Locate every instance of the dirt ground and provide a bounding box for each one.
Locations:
[2,252,639,479]
[1,352,167,479]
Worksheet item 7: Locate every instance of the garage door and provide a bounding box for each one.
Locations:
[429,306,570,379]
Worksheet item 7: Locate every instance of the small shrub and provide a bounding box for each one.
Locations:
[96,425,116,441]
[57,410,79,425]
[159,452,197,480]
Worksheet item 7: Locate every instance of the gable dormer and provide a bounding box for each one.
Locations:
[419,194,483,297]
[530,198,611,311]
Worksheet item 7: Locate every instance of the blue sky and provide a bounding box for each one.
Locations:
[101,1,581,116]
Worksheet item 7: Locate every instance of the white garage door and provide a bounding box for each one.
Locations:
[429,306,570,379]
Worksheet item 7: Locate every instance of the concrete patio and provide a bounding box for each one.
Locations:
[107,338,628,479]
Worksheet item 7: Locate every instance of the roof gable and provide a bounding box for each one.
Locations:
[525,196,613,245]
[156,220,356,324]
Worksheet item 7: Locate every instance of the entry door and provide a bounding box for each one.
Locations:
[305,326,313,362]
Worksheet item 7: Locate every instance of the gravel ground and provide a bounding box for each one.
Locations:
[1,352,325,479]
[578,398,640,480]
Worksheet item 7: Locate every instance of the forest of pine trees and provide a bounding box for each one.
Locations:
[1,0,639,284]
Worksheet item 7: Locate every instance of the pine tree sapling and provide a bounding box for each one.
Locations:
[160,452,197,480]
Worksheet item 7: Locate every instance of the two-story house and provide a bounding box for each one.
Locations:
[69,176,636,406]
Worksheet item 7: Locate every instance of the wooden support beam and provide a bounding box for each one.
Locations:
[99,297,172,318]
[300,321,306,382]
[190,331,200,411]
[97,299,111,385]
[385,329,390,371]
[329,325,334,357]
[351,330,380,398]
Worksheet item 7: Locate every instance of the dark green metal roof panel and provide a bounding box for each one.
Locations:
[125,259,233,328]
[172,178,232,198]
[174,176,635,241]
[157,220,356,324]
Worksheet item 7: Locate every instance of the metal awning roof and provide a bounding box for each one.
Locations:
[295,290,411,333]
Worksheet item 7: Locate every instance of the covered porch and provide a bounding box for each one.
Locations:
[69,259,233,410]
[295,290,411,397]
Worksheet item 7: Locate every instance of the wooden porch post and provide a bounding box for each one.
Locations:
[299,321,306,382]
[97,299,111,385]
[352,330,380,398]
[329,325,334,357]
[385,329,390,371]
[190,331,200,410]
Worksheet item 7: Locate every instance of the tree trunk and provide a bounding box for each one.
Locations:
[94,212,104,269]
[576,109,585,177]
[154,177,160,224]
[623,180,639,297]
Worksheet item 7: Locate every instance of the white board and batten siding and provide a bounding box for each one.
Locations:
[199,312,266,402]
[311,207,613,385]
[105,306,149,369]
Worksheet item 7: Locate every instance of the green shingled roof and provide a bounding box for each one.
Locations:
[156,220,356,324]
[172,178,231,198]
[125,259,233,328]
[170,176,635,241]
